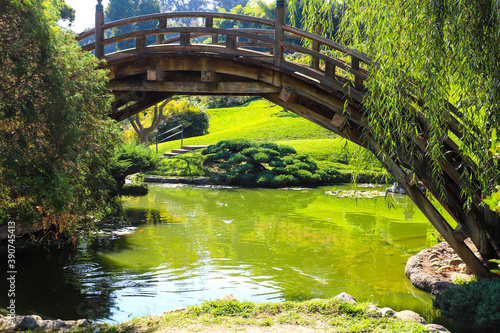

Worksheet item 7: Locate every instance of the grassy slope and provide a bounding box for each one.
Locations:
[153,99,387,178]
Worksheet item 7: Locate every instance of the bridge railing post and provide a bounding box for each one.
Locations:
[311,24,320,69]
[274,0,285,67]
[205,17,219,44]
[157,17,166,44]
[351,56,364,90]
[95,0,105,59]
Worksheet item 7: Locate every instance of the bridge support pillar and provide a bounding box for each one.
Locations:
[95,0,105,59]
[274,1,285,67]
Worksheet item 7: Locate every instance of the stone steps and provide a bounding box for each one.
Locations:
[163,145,209,158]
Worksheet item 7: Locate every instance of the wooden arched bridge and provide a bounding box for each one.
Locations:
[77,1,499,279]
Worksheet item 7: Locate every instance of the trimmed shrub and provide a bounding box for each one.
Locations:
[257,171,276,187]
[277,145,296,156]
[259,142,279,151]
[233,164,253,174]
[271,174,297,187]
[228,153,247,164]
[120,184,149,196]
[254,152,272,163]
[433,279,500,329]
[296,169,314,182]
[203,139,340,187]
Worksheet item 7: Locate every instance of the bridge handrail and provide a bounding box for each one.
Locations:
[76,12,275,41]
[99,27,277,47]
[77,9,373,98]
[281,25,372,66]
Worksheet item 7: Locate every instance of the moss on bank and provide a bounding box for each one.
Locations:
[65,298,431,333]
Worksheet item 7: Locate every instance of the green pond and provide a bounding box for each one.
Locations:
[2,184,459,327]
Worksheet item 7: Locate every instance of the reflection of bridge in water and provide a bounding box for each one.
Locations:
[77,1,499,278]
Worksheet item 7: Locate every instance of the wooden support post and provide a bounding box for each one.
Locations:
[274,1,285,67]
[147,70,167,81]
[136,36,146,49]
[311,25,320,70]
[278,88,297,103]
[226,35,236,49]
[325,62,336,79]
[205,17,213,28]
[180,32,190,46]
[205,17,219,44]
[351,57,364,90]
[95,0,105,59]
[372,143,491,279]
[157,17,166,44]
[201,71,217,83]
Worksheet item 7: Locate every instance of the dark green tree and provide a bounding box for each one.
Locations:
[105,0,160,50]
[0,0,118,230]
[202,139,338,187]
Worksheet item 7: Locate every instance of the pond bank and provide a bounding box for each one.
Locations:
[4,293,448,332]
[405,241,477,295]
[98,293,450,333]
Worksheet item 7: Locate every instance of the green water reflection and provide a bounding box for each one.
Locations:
[1,184,452,326]
[106,185,440,321]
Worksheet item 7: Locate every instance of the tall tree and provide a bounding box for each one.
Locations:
[0,0,117,229]
[293,0,500,272]
[129,99,172,144]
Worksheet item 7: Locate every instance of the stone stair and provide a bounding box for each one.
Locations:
[163,145,209,158]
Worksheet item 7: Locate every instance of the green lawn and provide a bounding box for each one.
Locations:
[152,99,388,180]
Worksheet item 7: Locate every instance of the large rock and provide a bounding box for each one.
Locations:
[379,307,396,317]
[425,323,451,332]
[334,292,357,304]
[405,248,455,295]
[216,294,239,302]
[0,315,89,332]
[395,310,427,325]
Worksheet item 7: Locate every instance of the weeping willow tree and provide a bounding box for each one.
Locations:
[288,0,500,276]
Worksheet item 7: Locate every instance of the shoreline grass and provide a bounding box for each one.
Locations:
[69,298,433,333]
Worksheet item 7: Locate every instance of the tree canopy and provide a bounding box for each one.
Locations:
[105,0,160,50]
[291,0,500,205]
[0,0,118,228]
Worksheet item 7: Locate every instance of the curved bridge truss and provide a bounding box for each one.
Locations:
[77,6,499,278]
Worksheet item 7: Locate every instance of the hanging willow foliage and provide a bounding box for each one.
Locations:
[289,0,500,211]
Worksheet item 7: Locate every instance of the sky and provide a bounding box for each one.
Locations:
[63,0,274,33]
[64,0,110,32]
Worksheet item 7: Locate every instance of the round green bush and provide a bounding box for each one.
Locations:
[241,147,259,156]
[119,184,149,196]
[259,142,279,150]
[296,169,313,182]
[254,152,271,163]
[269,160,286,168]
[256,171,275,186]
[277,145,296,156]
[433,279,500,329]
[202,139,340,187]
[202,145,220,155]
[271,174,297,187]
[218,139,255,152]
[282,156,295,165]
[214,150,231,160]
[220,162,232,170]
[228,153,247,164]
[233,164,254,174]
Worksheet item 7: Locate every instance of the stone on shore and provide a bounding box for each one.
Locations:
[395,310,427,325]
[0,315,89,332]
[334,292,357,304]
[425,323,451,332]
